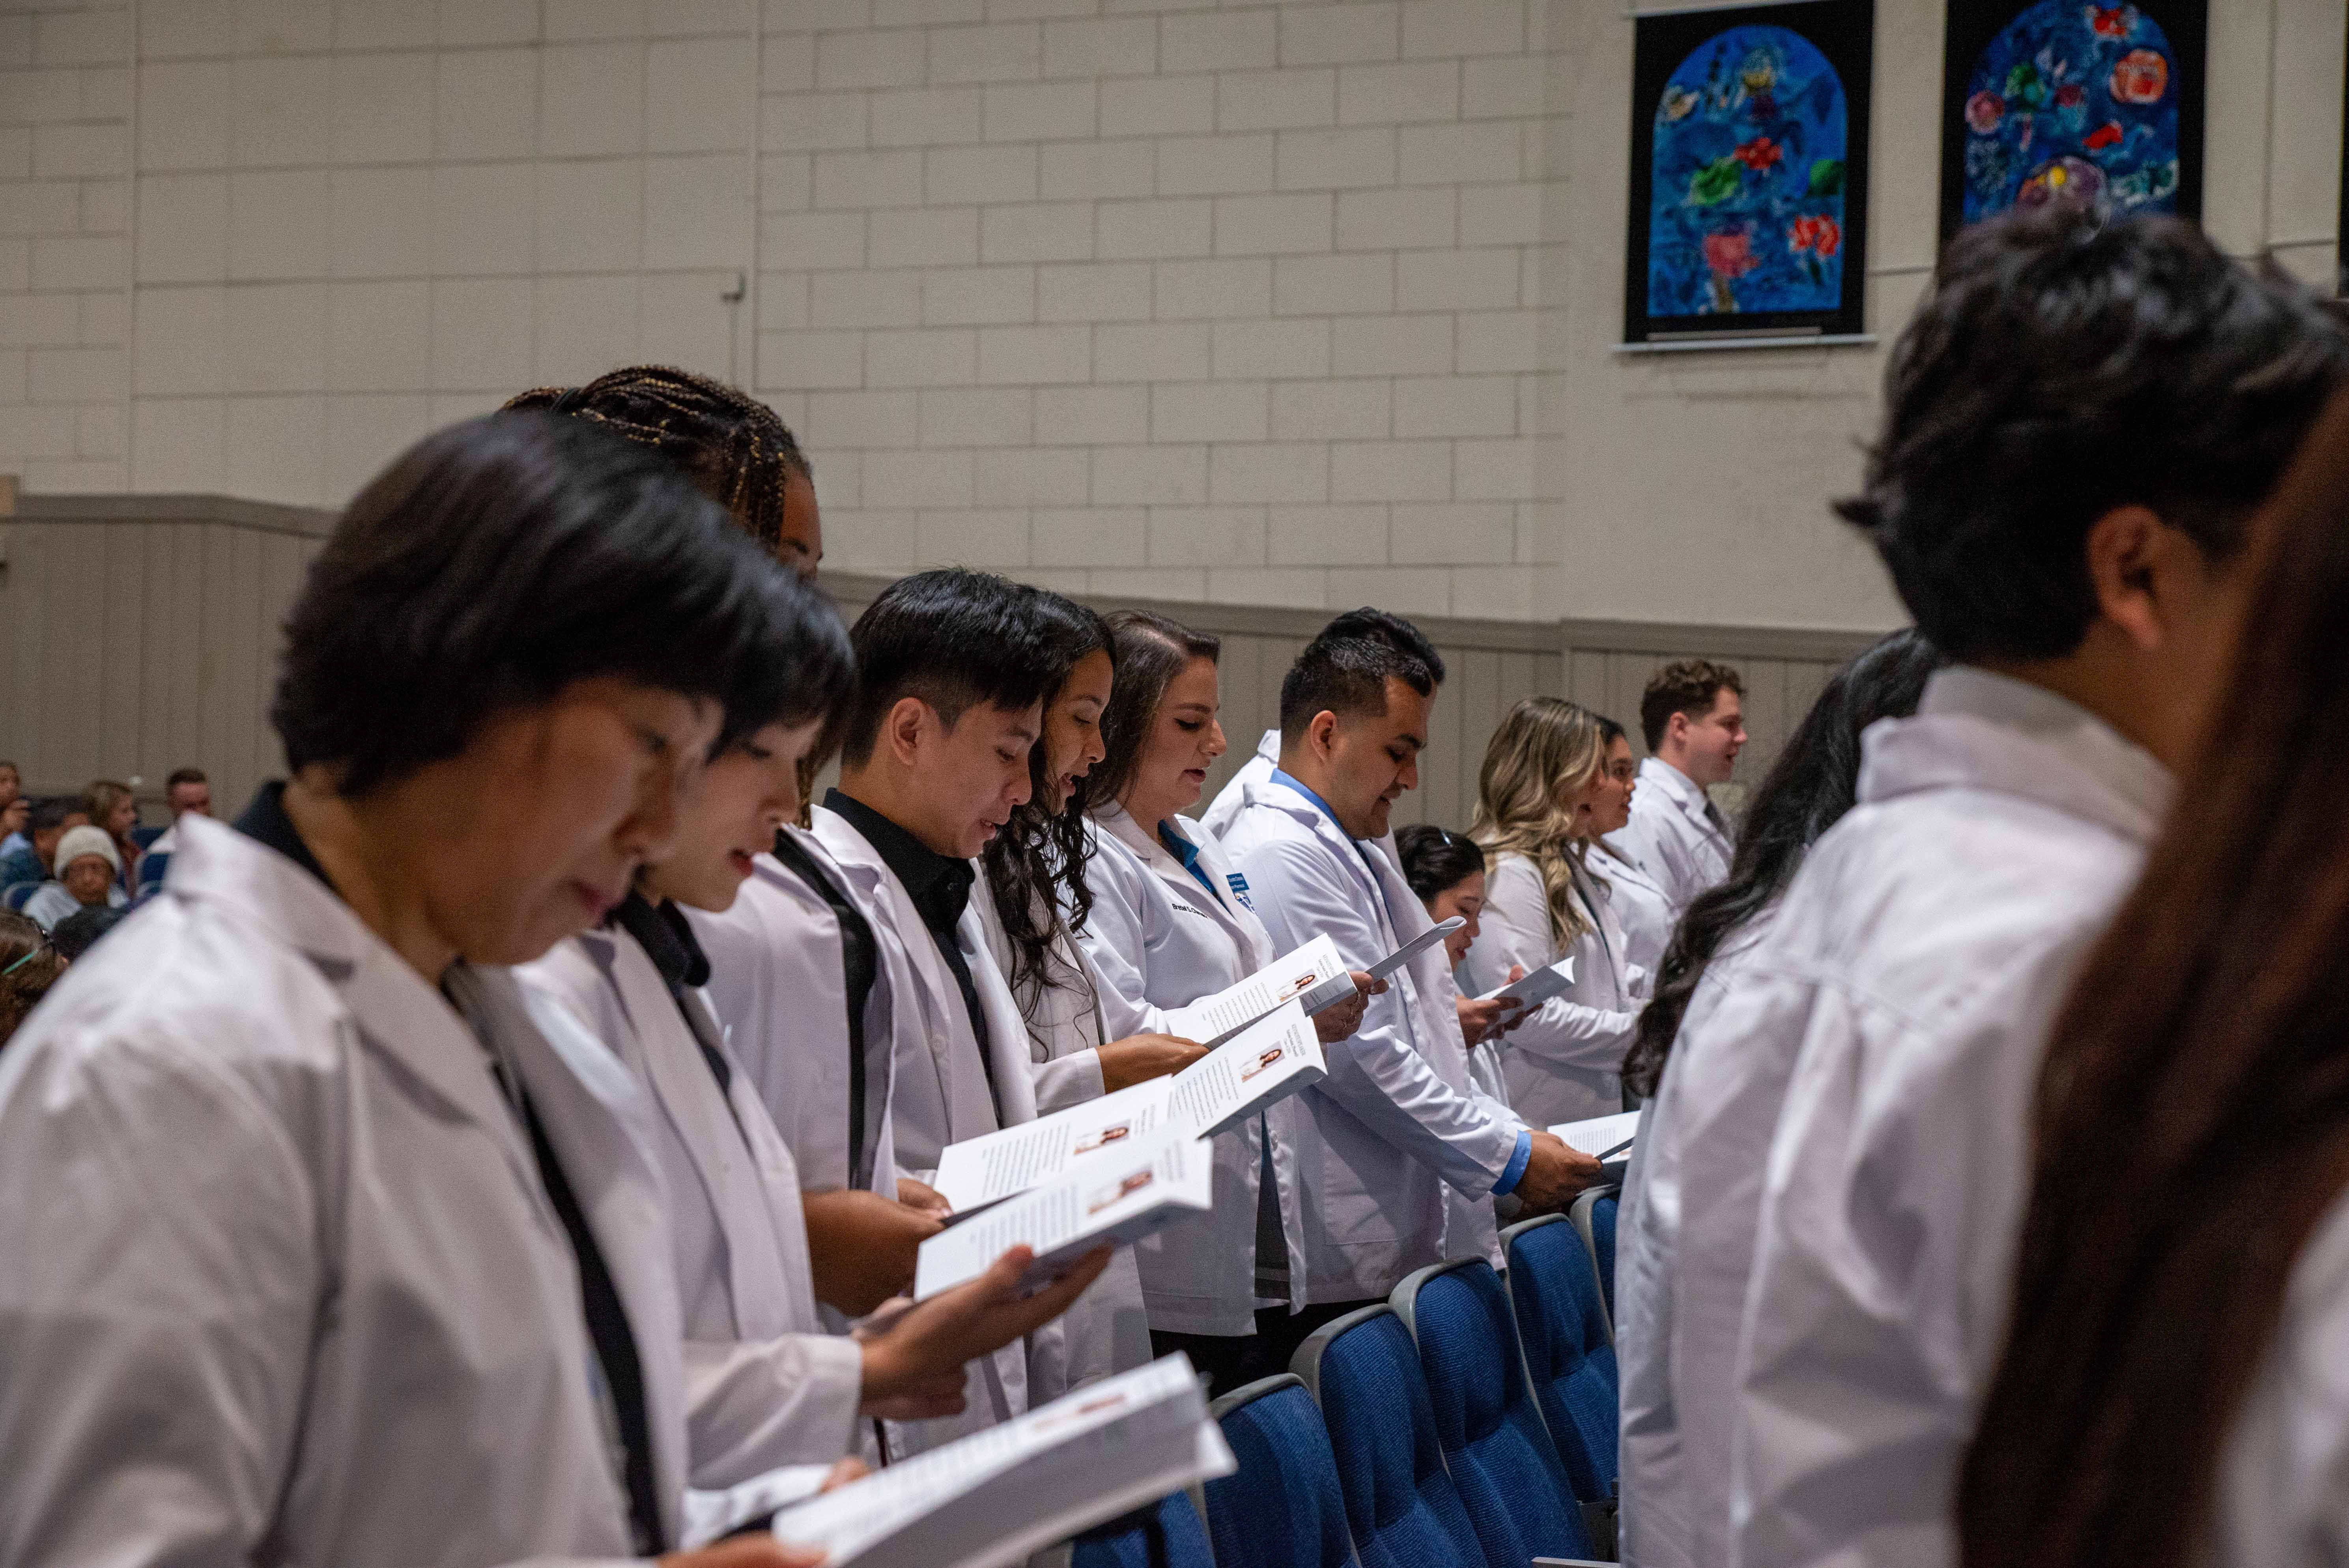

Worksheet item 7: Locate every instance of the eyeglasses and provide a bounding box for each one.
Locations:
[2,936,53,978]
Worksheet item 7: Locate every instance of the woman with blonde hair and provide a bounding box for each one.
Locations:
[82,779,140,893]
[1460,696,1646,1127]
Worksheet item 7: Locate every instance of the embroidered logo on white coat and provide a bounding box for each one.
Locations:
[1225,872,1254,910]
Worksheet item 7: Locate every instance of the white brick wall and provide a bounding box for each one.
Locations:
[0,0,2336,630]
[0,0,1563,615]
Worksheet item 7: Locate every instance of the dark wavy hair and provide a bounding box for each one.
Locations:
[1958,390,2349,1568]
[1622,629,1942,1099]
[1396,824,1485,903]
[982,589,1114,1011]
[1837,211,2347,663]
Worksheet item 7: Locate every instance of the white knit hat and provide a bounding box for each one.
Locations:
[52,824,119,877]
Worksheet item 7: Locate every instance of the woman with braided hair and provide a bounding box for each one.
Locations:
[505,366,822,578]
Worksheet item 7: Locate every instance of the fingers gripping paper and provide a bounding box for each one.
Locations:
[932,1002,1325,1212]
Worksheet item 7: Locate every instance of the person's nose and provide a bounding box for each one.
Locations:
[1398,753,1418,792]
[1206,720,1228,762]
[619,761,692,866]
[1006,767,1033,810]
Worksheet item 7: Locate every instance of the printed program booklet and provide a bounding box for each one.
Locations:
[683,1355,1237,1565]
[1549,1108,1642,1161]
[932,1001,1325,1213]
[916,1122,1214,1298]
[1157,918,1463,1048]
[1476,956,1576,1008]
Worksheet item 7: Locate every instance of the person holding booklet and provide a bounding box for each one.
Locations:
[972,589,1204,1395]
[1220,611,1601,1336]
[1462,698,1657,1128]
[529,366,947,1326]
[1603,630,1939,1568]
[1073,611,1379,1392]
[0,416,1097,1568]
[1396,822,1524,1110]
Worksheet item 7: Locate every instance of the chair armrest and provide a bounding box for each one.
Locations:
[1532,1558,1614,1566]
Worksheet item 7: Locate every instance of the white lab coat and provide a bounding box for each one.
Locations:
[1078,805,1312,1337]
[1605,757,1732,923]
[1588,839,1676,983]
[1199,729,1279,839]
[1221,776,1521,1301]
[1613,914,1776,1568]
[519,923,866,1486]
[809,803,1041,1454]
[0,813,676,1566]
[970,875,1153,1393]
[687,827,906,1198]
[2216,1192,2349,1567]
[1459,850,1644,1128]
[1729,668,2170,1568]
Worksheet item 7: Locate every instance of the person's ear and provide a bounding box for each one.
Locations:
[2084,504,2190,653]
[1308,709,1340,761]
[883,697,931,766]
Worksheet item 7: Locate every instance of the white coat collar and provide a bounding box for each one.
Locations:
[1860,665,2174,844]
[168,814,534,1172]
[1637,755,1714,823]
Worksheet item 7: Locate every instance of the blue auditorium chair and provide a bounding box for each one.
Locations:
[1503,1213,1620,1523]
[2,881,38,913]
[1291,1304,1493,1568]
[1571,1188,1620,1323]
[135,849,170,896]
[1392,1258,1608,1564]
[1071,1489,1217,1568]
[1204,1374,1358,1568]
[130,825,164,851]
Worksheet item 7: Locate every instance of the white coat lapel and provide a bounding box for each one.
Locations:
[456,963,690,1549]
[957,898,1038,1129]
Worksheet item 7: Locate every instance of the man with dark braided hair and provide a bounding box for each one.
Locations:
[506,365,822,578]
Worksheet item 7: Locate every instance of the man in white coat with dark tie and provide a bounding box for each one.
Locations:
[809,567,1104,1456]
[1606,660,1746,923]
[1716,214,2349,1568]
[1219,611,1602,1348]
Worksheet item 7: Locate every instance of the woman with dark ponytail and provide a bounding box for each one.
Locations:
[1613,628,1941,1568]
[1958,393,2349,1568]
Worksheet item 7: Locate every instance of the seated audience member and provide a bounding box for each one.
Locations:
[0,762,20,854]
[0,761,19,808]
[1956,394,2349,1568]
[0,912,62,1051]
[0,794,29,868]
[1607,660,1746,921]
[0,798,86,890]
[49,904,124,962]
[1607,630,1940,1568]
[1461,698,1647,1128]
[24,825,127,930]
[0,412,888,1567]
[1720,215,2347,1568]
[83,780,142,892]
[1220,610,1598,1330]
[144,767,212,859]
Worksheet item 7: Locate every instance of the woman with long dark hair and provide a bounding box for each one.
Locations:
[1609,629,1940,1568]
[972,590,1205,1396]
[1956,395,2349,1568]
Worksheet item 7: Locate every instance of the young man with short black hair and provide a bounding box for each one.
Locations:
[1605,659,1746,923]
[1659,215,2349,1568]
[1218,609,1602,1364]
[810,566,1072,1454]
[0,798,88,890]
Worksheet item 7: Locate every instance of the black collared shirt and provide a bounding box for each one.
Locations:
[234,782,668,1555]
[823,789,1002,1123]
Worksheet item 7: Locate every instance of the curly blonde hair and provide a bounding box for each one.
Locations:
[1469,697,1608,947]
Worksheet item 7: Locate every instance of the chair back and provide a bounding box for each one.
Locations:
[2,882,37,912]
[136,849,170,891]
[130,825,164,851]
[1502,1213,1620,1504]
[1292,1305,1489,1568]
[1392,1258,1596,1563]
[1071,1490,1217,1568]
[1204,1375,1358,1568]
[1571,1188,1620,1320]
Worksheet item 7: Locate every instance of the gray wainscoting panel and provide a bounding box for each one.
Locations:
[0,496,1891,838]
